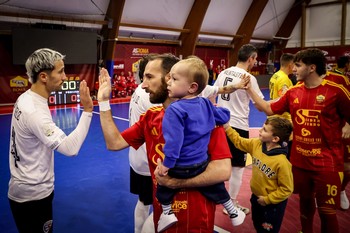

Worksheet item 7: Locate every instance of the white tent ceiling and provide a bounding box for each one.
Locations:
[0,0,349,48]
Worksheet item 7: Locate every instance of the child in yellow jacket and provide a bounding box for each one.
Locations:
[224,116,293,233]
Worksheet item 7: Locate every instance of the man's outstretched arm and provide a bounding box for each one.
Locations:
[98,68,129,151]
[217,73,250,94]
[246,81,274,115]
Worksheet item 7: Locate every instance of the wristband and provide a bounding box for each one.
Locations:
[99,100,111,112]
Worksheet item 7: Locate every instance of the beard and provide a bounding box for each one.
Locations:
[149,77,168,104]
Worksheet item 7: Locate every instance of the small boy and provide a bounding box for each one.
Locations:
[224,116,293,233]
[157,56,246,232]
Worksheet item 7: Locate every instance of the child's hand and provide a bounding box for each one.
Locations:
[236,73,250,89]
[257,196,267,206]
[223,122,230,131]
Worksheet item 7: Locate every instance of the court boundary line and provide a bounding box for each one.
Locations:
[214,225,230,233]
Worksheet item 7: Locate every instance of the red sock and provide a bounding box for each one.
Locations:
[299,197,316,233]
[318,207,338,233]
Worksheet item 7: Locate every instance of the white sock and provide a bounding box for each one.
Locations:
[222,199,238,217]
[141,213,155,233]
[134,200,151,233]
[161,204,172,214]
[228,167,245,202]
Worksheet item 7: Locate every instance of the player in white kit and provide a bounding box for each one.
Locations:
[8,48,93,233]
[214,44,264,215]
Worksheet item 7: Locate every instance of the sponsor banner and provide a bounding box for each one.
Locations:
[0,67,97,105]
[114,44,176,76]
[0,75,30,105]
[131,48,150,57]
[113,61,125,71]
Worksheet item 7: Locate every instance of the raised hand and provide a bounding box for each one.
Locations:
[79,80,93,112]
[236,73,250,89]
[218,73,251,95]
[98,68,112,102]
[342,122,350,139]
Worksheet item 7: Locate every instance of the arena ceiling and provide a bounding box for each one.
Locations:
[0,0,349,64]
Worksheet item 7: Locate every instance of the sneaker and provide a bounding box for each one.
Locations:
[229,208,246,226]
[340,190,349,210]
[223,203,250,215]
[236,203,250,215]
[157,211,178,232]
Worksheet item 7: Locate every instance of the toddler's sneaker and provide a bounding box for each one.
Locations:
[340,190,349,210]
[229,208,246,226]
[157,210,178,232]
[223,202,250,215]
[236,203,250,215]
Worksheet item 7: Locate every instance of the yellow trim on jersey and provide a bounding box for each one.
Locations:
[324,80,350,99]
[140,105,163,117]
[148,106,163,112]
[327,71,350,85]
[289,81,303,89]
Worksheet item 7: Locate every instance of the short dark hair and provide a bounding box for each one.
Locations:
[238,44,258,62]
[280,53,294,67]
[294,48,326,76]
[138,53,159,82]
[149,53,180,76]
[337,56,350,69]
[265,117,293,144]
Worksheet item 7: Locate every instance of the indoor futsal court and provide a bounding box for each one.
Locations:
[1,89,350,233]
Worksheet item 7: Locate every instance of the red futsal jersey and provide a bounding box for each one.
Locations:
[270,80,350,172]
[325,71,350,88]
[122,106,231,233]
[324,72,350,162]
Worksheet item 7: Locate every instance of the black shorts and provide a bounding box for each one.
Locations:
[130,167,153,206]
[226,127,249,167]
[9,191,54,233]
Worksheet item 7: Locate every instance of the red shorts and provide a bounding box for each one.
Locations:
[292,166,342,209]
[152,186,216,233]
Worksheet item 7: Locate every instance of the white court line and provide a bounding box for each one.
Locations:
[76,103,130,122]
[214,225,230,233]
[90,110,129,122]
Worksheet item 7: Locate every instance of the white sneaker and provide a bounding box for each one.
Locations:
[223,202,250,215]
[229,208,246,226]
[157,211,178,232]
[340,190,349,210]
[236,203,250,215]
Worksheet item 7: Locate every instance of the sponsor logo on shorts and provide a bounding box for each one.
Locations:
[325,198,335,205]
[172,200,188,213]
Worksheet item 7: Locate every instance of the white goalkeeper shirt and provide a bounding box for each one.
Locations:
[214,66,264,131]
[8,89,91,202]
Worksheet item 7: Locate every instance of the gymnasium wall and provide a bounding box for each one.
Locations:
[1,33,349,105]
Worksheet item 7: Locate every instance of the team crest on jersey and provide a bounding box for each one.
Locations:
[43,124,55,137]
[316,95,325,103]
[43,220,53,233]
